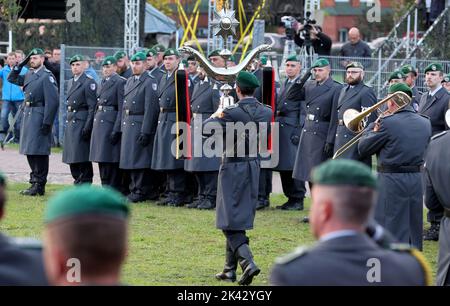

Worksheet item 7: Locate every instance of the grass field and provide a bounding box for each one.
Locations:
[0,183,440,285]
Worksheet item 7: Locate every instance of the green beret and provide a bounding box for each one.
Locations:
[153,44,166,53]
[400,64,417,76]
[228,55,236,63]
[236,71,260,89]
[388,70,406,82]
[443,73,450,83]
[260,56,268,65]
[311,159,377,189]
[286,55,299,63]
[424,62,443,73]
[45,185,129,224]
[146,48,157,57]
[388,83,413,98]
[163,48,180,58]
[346,61,364,70]
[101,56,117,66]
[28,48,44,57]
[208,49,221,58]
[312,58,330,68]
[130,52,147,62]
[114,51,127,60]
[69,54,84,64]
[182,59,188,66]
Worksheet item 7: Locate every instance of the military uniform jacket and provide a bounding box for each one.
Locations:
[411,86,422,111]
[358,106,431,249]
[152,70,186,170]
[0,234,48,285]
[62,73,97,164]
[120,72,160,169]
[270,233,427,286]
[8,66,59,156]
[293,77,342,181]
[89,73,126,163]
[270,75,303,171]
[120,67,132,79]
[204,98,272,230]
[148,66,164,84]
[418,86,450,135]
[333,82,377,166]
[184,78,221,172]
[423,131,450,285]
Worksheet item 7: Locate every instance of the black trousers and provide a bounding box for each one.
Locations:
[128,169,152,196]
[167,169,186,195]
[223,230,249,254]
[26,155,49,185]
[69,162,93,185]
[279,170,306,201]
[195,171,218,200]
[258,169,272,199]
[428,207,444,223]
[98,162,123,190]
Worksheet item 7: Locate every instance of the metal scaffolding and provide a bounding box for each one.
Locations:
[124,0,140,55]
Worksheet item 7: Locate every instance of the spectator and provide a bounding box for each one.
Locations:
[340,27,372,68]
[0,52,28,142]
[14,50,25,64]
[83,57,100,84]
[94,51,106,70]
[294,24,332,56]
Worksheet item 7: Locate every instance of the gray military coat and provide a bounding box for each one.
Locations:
[418,86,450,135]
[184,79,221,172]
[7,66,59,156]
[358,106,431,250]
[120,72,160,170]
[89,73,126,163]
[62,73,97,164]
[293,77,341,181]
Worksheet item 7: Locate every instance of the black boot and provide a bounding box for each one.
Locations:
[186,195,204,209]
[20,183,45,196]
[215,244,237,282]
[236,244,260,286]
[423,222,440,241]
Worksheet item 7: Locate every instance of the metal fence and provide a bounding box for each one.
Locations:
[58,44,450,144]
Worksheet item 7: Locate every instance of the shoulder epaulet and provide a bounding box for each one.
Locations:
[274,246,308,265]
[43,68,51,73]
[224,104,238,110]
[334,80,342,85]
[147,71,155,79]
[85,74,94,79]
[418,113,430,120]
[390,243,432,286]
[363,83,372,88]
[431,130,447,140]
[10,237,43,250]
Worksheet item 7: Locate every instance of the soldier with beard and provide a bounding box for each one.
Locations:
[333,62,377,167]
[114,51,132,79]
[146,48,164,83]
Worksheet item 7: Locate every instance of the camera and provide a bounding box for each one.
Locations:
[281,16,298,40]
[281,12,317,44]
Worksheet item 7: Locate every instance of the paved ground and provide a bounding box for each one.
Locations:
[0,147,295,194]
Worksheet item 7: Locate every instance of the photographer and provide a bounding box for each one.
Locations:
[294,23,332,56]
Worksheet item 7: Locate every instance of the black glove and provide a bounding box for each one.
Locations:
[17,53,31,70]
[81,128,92,141]
[137,133,150,147]
[323,142,334,158]
[110,132,121,145]
[40,124,52,136]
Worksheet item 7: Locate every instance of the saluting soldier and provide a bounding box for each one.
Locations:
[418,63,450,241]
[272,55,307,211]
[333,62,377,167]
[89,56,126,190]
[293,58,341,188]
[120,52,160,203]
[151,49,189,206]
[358,84,431,250]
[146,48,164,83]
[184,68,221,209]
[423,117,450,285]
[401,64,422,111]
[63,55,97,185]
[114,51,132,79]
[7,48,59,196]
[270,159,431,286]
[205,71,272,286]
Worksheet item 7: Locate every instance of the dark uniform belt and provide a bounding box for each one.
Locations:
[125,109,144,116]
[222,157,258,163]
[97,105,118,111]
[160,107,176,113]
[276,111,299,118]
[444,208,450,218]
[377,165,423,173]
[25,101,44,107]
[67,106,88,112]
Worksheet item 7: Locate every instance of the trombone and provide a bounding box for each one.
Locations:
[332,91,412,159]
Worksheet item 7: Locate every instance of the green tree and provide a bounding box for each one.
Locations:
[147,0,173,16]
